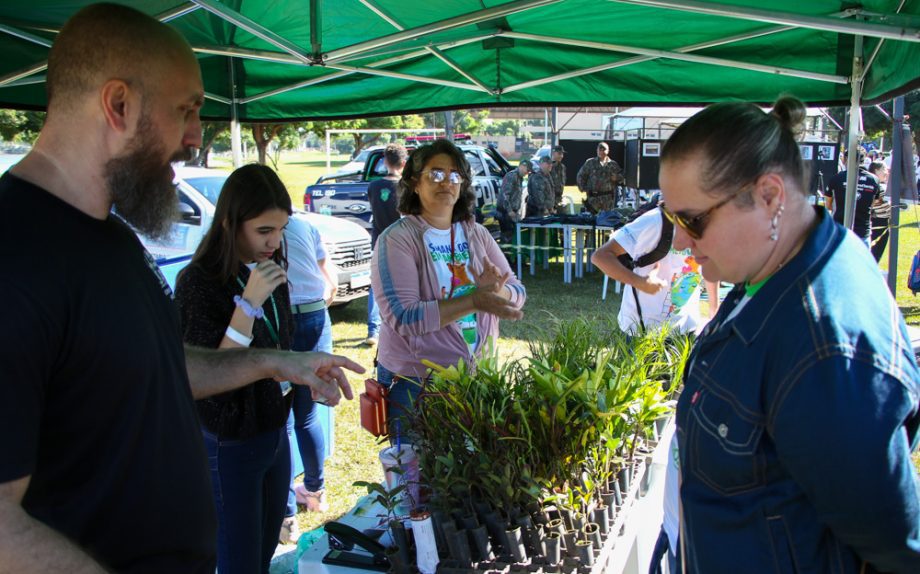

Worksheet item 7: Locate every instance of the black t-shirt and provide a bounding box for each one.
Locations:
[175,262,293,439]
[825,168,881,239]
[367,178,400,247]
[0,173,216,572]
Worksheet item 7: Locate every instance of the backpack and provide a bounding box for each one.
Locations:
[613,193,675,332]
[615,193,674,271]
[909,250,920,295]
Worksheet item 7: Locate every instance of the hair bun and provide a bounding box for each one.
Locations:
[770,95,807,138]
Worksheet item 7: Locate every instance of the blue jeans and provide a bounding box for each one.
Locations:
[286,307,330,517]
[203,426,290,574]
[376,363,424,444]
[367,287,381,338]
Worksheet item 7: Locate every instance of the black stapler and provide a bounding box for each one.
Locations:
[322,522,391,571]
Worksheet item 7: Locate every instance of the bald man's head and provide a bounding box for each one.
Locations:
[47,3,195,113]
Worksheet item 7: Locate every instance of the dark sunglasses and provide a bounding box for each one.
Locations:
[421,168,463,185]
[660,187,748,240]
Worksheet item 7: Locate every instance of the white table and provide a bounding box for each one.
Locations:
[299,494,394,573]
[515,222,619,284]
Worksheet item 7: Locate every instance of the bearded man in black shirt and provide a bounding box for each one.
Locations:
[0,5,362,573]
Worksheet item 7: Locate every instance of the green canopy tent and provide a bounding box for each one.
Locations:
[0,0,918,230]
[1,1,918,119]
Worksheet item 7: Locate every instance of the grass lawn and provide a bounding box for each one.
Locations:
[251,151,920,535]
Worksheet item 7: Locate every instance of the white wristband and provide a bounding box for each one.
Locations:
[225,325,253,347]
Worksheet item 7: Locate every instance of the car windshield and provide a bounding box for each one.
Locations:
[183,176,227,206]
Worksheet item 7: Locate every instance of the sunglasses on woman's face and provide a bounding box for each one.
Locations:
[660,187,748,240]
[422,168,463,185]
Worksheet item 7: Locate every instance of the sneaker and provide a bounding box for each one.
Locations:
[279,516,300,545]
[294,485,329,512]
[364,336,379,347]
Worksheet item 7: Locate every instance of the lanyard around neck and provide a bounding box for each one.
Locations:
[448,223,460,299]
[235,275,280,347]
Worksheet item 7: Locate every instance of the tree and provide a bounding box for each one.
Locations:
[193,121,229,167]
[826,89,920,152]
[303,115,425,156]
[0,109,45,144]
[250,123,285,165]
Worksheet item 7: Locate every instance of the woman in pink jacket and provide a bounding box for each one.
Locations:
[370,140,526,438]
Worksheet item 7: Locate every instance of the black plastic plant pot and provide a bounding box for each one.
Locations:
[562,507,575,532]
[592,505,609,536]
[584,523,602,549]
[572,512,585,532]
[574,540,594,567]
[543,531,562,566]
[540,505,559,525]
[450,529,473,566]
[504,526,528,563]
[546,518,566,537]
[617,467,630,495]
[484,511,508,554]
[386,545,412,574]
[599,490,615,509]
[526,524,545,558]
[514,512,534,531]
[432,509,452,554]
[389,519,411,564]
[562,529,578,557]
[474,500,492,520]
[461,513,480,531]
[561,556,580,574]
[470,524,495,562]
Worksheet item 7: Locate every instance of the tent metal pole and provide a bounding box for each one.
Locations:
[860,0,909,82]
[238,37,491,105]
[332,32,496,64]
[325,131,331,173]
[0,23,52,47]
[609,0,920,42]
[500,21,810,94]
[324,0,561,62]
[241,71,352,105]
[358,0,491,93]
[0,62,47,88]
[158,2,201,23]
[205,92,232,105]
[887,97,906,295]
[191,0,313,65]
[310,0,322,61]
[842,33,864,231]
[503,32,848,85]
[325,62,486,91]
[229,59,242,169]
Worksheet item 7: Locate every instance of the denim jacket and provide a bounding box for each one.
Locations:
[677,209,920,574]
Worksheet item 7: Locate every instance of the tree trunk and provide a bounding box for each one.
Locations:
[252,123,282,165]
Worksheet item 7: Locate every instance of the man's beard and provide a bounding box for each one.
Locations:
[106,114,192,240]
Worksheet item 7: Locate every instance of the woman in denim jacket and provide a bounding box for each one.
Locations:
[658,96,920,573]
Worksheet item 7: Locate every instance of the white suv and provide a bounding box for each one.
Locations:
[140,166,372,305]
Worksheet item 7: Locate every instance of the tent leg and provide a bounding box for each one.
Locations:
[229,59,242,168]
[887,97,906,296]
[842,33,863,231]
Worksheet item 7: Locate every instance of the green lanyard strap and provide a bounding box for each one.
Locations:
[235,276,281,348]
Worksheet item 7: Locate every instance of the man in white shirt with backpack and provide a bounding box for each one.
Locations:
[592,195,719,335]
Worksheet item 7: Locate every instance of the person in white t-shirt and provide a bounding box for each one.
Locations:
[592,206,719,335]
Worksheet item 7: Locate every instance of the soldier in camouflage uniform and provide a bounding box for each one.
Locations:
[497,160,530,242]
[576,141,623,213]
[550,145,566,212]
[526,156,555,217]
